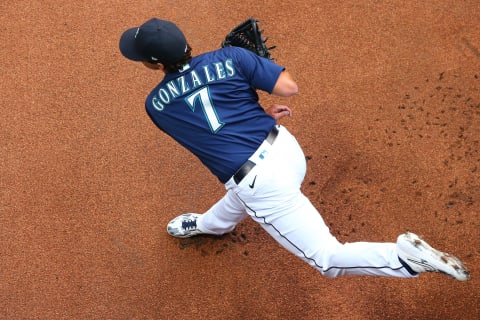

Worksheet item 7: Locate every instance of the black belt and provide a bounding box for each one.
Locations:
[233,126,279,184]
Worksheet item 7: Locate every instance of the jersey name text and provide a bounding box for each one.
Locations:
[151,59,234,111]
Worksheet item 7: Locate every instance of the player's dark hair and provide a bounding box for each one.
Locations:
[161,44,193,73]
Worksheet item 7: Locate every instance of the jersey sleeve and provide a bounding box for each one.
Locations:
[229,47,285,93]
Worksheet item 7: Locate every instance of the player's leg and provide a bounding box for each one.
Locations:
[197,188,249,234]
[166,188,249,238]
[252,196,469,280]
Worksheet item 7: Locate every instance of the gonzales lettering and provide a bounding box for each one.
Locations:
[151,59,235,112]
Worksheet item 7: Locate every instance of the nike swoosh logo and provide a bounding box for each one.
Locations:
[249,175,257,189]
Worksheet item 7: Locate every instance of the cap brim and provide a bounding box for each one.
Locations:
[119,27,145,61]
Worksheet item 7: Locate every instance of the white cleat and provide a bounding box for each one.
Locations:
[167,213,206,238]
[396,232,470,281]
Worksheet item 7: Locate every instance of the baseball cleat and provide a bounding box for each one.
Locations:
[396,232,470,281]
[167,213,206,238]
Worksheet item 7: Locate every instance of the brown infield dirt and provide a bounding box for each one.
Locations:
[1,1,479,319]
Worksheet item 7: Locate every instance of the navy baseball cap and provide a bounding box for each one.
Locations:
[119,18,187,63]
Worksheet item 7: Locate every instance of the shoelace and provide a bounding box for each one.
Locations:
[181,219,197,231]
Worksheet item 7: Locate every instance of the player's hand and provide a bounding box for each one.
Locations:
[266,104,292,121]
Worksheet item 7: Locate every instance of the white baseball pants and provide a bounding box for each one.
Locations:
[197,125,414,278]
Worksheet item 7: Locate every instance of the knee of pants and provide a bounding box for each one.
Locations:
[311,241,346,278]
[320,267,345,278]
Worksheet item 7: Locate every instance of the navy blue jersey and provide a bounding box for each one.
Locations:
[145,46,284,183]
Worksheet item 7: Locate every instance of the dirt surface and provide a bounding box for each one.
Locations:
[1,1,479,319]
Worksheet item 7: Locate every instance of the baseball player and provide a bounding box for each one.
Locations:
[119,18,470,281]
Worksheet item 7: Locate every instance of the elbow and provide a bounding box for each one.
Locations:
[272,71,299,96]
[288,82,299,96]
[283,81,298,97]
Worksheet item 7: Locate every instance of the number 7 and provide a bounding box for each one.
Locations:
[186,87,225,133]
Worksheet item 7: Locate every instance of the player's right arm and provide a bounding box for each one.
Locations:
[271,70,298,97]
